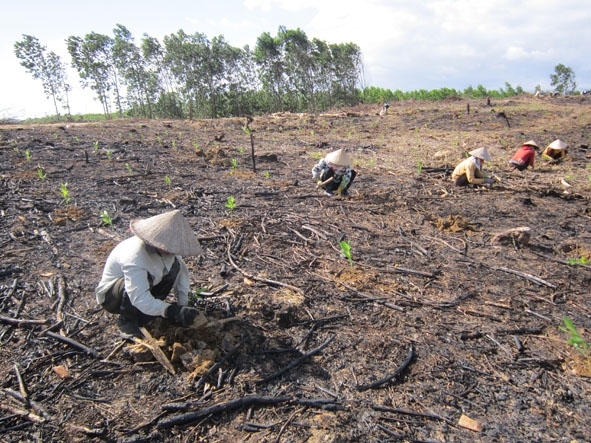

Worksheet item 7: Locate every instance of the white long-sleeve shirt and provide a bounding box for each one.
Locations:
[95,236,190,317]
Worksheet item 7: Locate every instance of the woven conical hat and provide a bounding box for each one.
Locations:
[325,148,352,166]
[130,210,202,256]
[469,147,491,162]
[547,139,567,150]
[523,140,539,149]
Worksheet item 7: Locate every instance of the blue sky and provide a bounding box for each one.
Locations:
[1,0,590,119]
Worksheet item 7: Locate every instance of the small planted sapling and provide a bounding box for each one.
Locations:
[264,171,270,179]
[339,240,353,267]
[37,167,46,180]
[100,210,113,227]
[60,182,71,204]
[25,150,31,161]
[93,141,99,151]
[225,195,236,212]
[231,158,238,172]
[125,163,133,173]
[164,175,171,187]
[559,317,590,358]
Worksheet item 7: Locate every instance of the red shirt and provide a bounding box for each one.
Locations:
[510,145,536,167]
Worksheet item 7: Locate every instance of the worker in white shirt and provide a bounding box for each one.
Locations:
[96,210,202,338]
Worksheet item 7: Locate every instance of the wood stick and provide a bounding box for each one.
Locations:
[257,335,336,384]
[397,226,429,256]
[0,403,46,423]
[316,176,334,188]
[493,266,556,288]
[157,395,292,429]
[133,328,175,375]
[44,331,101,358]
[356,345,414,391]
[0,316,49,327]
[227,246,304,294]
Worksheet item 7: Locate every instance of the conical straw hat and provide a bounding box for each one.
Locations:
[325,148,352,166]
[523,140,539,149]
[130,210,202,256]
[547,139,567,150]
[469,147,491,162]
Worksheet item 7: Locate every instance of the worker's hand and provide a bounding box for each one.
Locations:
[316,180,323,188]
[484,178,494,184]
[167,304,199,326]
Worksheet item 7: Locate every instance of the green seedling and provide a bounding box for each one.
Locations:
[74,136,80,142]
[238,147,245,154]
[264,171,270,179]
[106,150,112,160]
[368,159,375,167]
[60,182,70,204]
[225,195,236,212]
[37,168,47,180]
[178,132,183,139]
[339,240,353,267]
[164,175,171,187]
[100,210,113,227]
[566,257,589,265]
[231,158,238,172]
[157,136,162,145]
[93,141,99,151]
[171,140,177,149]
[25,150,31,161]
[125,163,132,173]
[559,317,589,359]
[416,158,424,174]
[193,141,199,150]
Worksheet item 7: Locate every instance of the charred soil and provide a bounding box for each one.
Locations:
[1,96,591,442]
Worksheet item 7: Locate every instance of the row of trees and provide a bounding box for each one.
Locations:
[15,25,363,120]
[14,26,580,121]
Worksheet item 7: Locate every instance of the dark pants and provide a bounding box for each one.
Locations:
[321,169,357,193]
[101,258,180,325]
[509,160,527,171]
[454,174,470,187]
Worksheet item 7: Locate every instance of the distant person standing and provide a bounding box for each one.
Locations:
[451,147,495,186]
[509,140,539,171]
[542,139,568,162]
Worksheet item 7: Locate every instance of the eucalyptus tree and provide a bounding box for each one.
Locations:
[329,42,363,106]
[163,30,212,118]
[279,27,317,112]
[254,31,286,113]
[14,34,72,119]
[66,32,123,117]
[141,35,183,118]
[113,24,157,118]
[550,64,577,95]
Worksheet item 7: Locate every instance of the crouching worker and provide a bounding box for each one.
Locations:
[312,148,357,196]
[451,147,495,187]
[542,139,568,162]
[509,140,539,171]
[96,210,202,339]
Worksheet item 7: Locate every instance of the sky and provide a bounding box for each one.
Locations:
[1,0,590,120]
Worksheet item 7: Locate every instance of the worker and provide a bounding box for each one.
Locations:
[451,147,495,186]
[542,139,568,162]
[312,148,357,196]
[96,210,202,338]
[509,140,539,171]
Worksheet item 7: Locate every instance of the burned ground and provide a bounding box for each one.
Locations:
[1,96,591,442]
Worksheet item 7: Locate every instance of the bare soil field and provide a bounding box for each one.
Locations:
[1,95,591,442]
